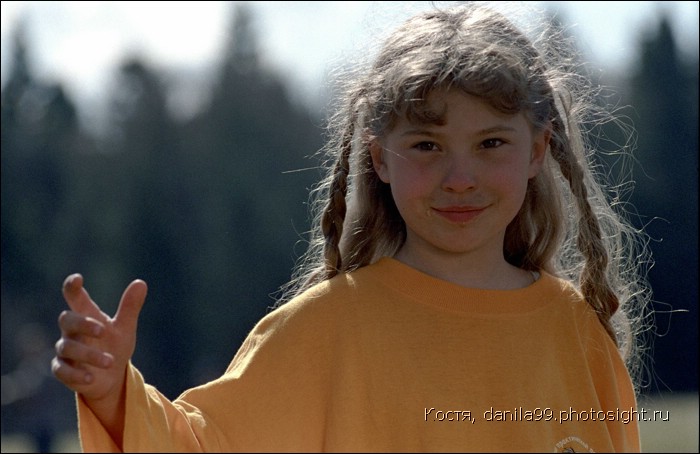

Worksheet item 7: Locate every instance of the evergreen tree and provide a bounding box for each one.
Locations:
[627,14,698,393]
[1,21,80,347]
[176,3,323,385]
[103,56,197,398]
[1,19,83,445]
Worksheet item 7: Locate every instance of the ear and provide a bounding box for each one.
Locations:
[369,139,391,183]
[528,125,551,179]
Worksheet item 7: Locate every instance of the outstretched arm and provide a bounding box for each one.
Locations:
[51,274,147,447]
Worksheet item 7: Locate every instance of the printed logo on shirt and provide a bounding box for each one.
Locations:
[555,435,593,452]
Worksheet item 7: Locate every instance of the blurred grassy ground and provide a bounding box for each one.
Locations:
[2,392,698,452]
[637,392,699,452]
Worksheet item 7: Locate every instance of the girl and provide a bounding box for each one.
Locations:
[52,3,652,452]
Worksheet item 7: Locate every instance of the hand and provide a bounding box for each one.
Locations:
[51,274,147,406]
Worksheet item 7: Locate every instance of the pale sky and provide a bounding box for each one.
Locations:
[1,1,698,128]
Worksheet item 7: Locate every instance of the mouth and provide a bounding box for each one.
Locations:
[432,205,486,223]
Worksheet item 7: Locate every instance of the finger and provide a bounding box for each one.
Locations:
[58,310,106,338]
[113,279,147,332]
[55,337,113,368]
[62,274,103,318]
[52,356,94,386]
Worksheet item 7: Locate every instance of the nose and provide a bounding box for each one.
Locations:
[441,153,477,193]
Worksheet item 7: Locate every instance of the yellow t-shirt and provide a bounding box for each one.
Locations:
[78,257,640,452]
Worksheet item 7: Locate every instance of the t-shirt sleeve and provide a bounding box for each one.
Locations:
[77,361,224,452]
[585,311,642,452]
[75,293,335,452]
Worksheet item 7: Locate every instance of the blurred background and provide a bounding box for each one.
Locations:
[1,1,697,452]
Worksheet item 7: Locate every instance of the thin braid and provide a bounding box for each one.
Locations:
[319,124,353,279]
[550,115,620,344]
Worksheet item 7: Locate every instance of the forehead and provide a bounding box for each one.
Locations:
[399,88,525,129]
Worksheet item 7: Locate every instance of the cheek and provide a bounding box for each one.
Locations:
[388,172,423,206]
[385,161,437,207]
[487,161,532,199]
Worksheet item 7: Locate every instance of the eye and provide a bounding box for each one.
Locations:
[481,138,504,149]
[414,141,440,152]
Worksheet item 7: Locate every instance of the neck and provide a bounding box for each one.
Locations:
[394,245,534,290]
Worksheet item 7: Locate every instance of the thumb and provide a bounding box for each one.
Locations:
[113,279,148,332]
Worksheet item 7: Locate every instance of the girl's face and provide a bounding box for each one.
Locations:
[370,89,548,274]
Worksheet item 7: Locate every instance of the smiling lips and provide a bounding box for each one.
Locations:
[432,205,486,223]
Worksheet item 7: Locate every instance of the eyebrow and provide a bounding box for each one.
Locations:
[477,126,517,135]
[400,125,517,137]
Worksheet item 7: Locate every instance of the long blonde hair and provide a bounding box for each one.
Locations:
[278,3,652,389]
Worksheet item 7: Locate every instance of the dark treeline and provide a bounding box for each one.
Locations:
[624,14,698,397]
[1,4,324,447]
[1,4,697,451]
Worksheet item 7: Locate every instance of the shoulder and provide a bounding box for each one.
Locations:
[262,258,396,325]
[537,272,617,344]
[260,269,370,329]
[240,264,383,346]
[223,265,384,377]
[539,272,595,317]
[541,272,624,355]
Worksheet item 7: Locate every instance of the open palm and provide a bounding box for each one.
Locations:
[52,274,147,403]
